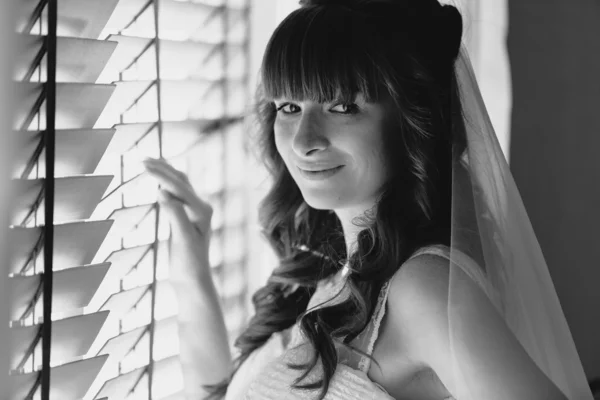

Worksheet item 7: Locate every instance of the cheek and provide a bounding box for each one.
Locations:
[273,126,285,154]
[375,143,388,170]
[357,137,388,176]
[273,128,292,168]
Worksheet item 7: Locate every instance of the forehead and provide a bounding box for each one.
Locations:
[261,7,390,104]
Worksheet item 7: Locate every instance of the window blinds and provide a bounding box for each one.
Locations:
[8,0,251,399]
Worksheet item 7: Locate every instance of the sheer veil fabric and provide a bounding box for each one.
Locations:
[448,46,593,399]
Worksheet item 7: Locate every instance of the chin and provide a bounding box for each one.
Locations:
[302,194,346,211]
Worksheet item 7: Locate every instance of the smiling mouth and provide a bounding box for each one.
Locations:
[300,166,341,172]
[297,165,344,180]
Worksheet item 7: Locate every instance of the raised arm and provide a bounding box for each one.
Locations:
[144,158,233,398]
[385,253,568,400]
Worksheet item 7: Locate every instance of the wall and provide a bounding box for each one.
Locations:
[508,0,600,380]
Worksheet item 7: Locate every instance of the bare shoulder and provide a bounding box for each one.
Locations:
[387,253,452,320]
[369,253,455,397]
[381,253,569,400]
[384,252,485,363]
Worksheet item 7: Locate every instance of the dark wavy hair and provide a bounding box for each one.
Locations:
[205,0,467,398]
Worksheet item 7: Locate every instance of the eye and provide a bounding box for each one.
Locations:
[330,102,359,115]
[275,102,301,114]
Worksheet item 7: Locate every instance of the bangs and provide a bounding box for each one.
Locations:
[261,6,390,104]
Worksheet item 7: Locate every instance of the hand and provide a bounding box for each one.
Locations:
[144,158,233,384]
[142,157,213,270]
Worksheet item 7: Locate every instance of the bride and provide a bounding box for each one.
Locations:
[144,0,594,399]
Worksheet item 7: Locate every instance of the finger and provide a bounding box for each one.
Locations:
[144,163,194,204]
[144,157,190,182]
[143,159,189,188]
[144,161,197,202]
[157,190,195,238]
[160,192,210,239]
[149,168,213,229]
[144,163,213,213]
[177,169,191,184]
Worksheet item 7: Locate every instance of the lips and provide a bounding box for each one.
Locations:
[297,165,344,181]
[297,164,343,172]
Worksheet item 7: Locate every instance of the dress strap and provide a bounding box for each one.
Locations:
[354,244,451,373]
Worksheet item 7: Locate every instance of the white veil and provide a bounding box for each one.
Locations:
[447,46,593,399]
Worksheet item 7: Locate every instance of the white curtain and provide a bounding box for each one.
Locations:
[446,0,512,161]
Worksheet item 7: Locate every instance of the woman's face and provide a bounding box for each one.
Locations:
[273,92,394,211]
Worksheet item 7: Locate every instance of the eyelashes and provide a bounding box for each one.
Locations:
[275,102,360,115]
[334,103,359,115]
[275,103,300,114]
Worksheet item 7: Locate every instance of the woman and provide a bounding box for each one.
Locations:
[144,0,594,399]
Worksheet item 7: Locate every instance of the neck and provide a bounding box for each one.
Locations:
[334,204,376,259]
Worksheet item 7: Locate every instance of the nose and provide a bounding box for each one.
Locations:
[291,110,329,157]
